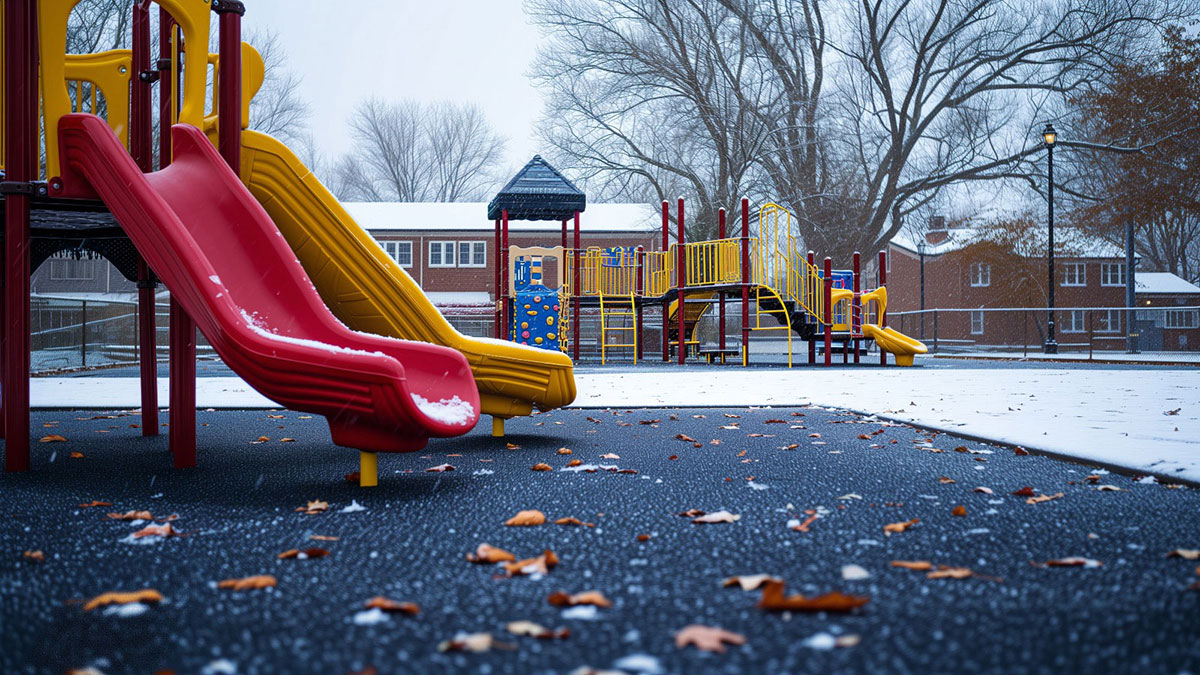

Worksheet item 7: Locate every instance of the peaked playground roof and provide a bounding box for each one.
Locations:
[486,155,586,221]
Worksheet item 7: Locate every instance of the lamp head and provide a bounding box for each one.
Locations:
[1042,123,1057,148]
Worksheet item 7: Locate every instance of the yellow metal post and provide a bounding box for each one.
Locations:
[492,416,505,437]
[359,451,378,487]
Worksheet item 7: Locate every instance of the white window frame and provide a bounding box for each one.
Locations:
[428,241,456,268]
[1165,309,1199,329]
[970,310,984,335]
[1096,309,1122,333]
[380,240,412,268]
[457,240,487,268]
[1061,262,1086,287]
[1100,262,1125,287]
[48,253,97,281]
[1062,309,1087,333]
[969,262,990,287]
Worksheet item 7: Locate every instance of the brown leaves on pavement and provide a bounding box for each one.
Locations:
[132,523,182,539]
[883,518,919,534]
[501,550,559,577]
[83,589,163,611]
[951,505,967,517]
[555,517,595,527]
[973,487,994,494]
[557,448,573,455]
[505,509,546,526]
[39,434,68,443]
[676,508,706,518]
[1011,487,1035,497]
[531,463,553,471]
[722,574,780,591]
[507,620,570,639]
[217,575,277,591]
[295,500,329,515]
[364,596,420,615]
[1038,557,1102,568]
[675,434,697,443]
[547,590,612,608]
[1026,492,1064,505]
[22,550,45,563]
[78,501,112,508]
[277,548,330,560]
[1167,549,1200,560]
[437,632,515,653]
[756,580,868,612]
[891,560,933,571]
[674,624,747,653]
[466,543,515,563]
[107,510,152,521]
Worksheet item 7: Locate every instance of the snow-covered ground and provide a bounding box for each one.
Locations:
[934,351,1200,364]
[28,368,1199,483]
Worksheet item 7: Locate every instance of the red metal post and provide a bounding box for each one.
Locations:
[661,200,670,362]
[4,0,38,470]
[823,257,833,367]
[137,261,159,436]
[502,210,510,340]
[676,198,686,365]
[807,250,816,365]
[572,210,580,361]
[718,207,726,357]
[852,251,861,364]
[158,10,176,168]
[561,219,567,249]
[740,198,750,366]
[130,2,152,172]
[494,218,501,338]
[635,247,645,362]
[878,250,888,365]
[217,3,243,172]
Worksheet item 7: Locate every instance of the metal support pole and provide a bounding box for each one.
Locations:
[852,252,861,363]
[168,298,196,468]
[1045,142,1058,354]
[493,219,501,338]
[662,200,670,362]
[502,210,510,340]
[823,258,833,366]
[158,10,176,168]
[4,0,38,470]
[676,199,686,365]
[80,301,88,368]
[919,247,926,340]
[130,1,152,172]
[718,208,726,358]
[1125,219,1138,353]
[561,219,567,249]
[740,198,750,366]
[635,247,644,362]
[878,250,888,365]
[572,210,580,361]
[216,2,243,172]
[137,261,159,435]
[808,250,816,365]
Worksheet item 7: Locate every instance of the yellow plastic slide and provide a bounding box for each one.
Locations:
[232,130,576,431]
[859,286,927,366]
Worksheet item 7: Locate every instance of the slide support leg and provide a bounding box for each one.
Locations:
[359,451,378,487]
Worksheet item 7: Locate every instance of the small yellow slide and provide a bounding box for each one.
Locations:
[859,286,927,366]
[232,130,576,431]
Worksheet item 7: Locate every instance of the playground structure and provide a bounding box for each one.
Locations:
[498,198,928,367]
[1,0,577,483]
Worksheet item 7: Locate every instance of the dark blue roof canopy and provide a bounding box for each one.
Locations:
[486,155,586,221]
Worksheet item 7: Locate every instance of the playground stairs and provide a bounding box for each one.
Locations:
[599,293,638,364]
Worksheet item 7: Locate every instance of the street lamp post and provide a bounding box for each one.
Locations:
[917,239,926,340]
[1042,123,1058,354]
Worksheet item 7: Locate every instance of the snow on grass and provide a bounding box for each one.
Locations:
[410,394,474,426]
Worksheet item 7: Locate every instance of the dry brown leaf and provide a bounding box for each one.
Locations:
[426,464,456,472]
[891,560,933,571]
[951,505,967,517]
[295,500,329,515]
[363,596,419,615]
[502,550,559,577]
[636,534,651,542]
[506,620,570,639]
[506,443,521,450]
[1094,485,1124,492]
[973,487,994,495]
[252,436,271,444]
[677,508,706,517]
[309,534,339,542]
[693,510,740,524]
[1042,557,1102,568]
[674,624,747,653]
[466,543,516,563]
[437,632,515,653]
[107,510,152,521]
[83,589,163,611]
[757,580,868,612]
[557,448,573,455]
[722,574,780,591]
[344,472,361,483]
[883,518,919,534]
[39,434,68,443]
[675,434,697,443]
[22,550,45,563]
[857,434,872,440]
[279,438,297,443]
[547,590,612,607]
[1167,549,1200,560]
[531,463,553,471]
[1011,487,1036,497]
[556,517,583,526]
[927,566,974,579]
[132,523,181,539]
[78,501,111,508]
[600,453,620,459]
[566,459,582,467]
[938,476,956,484]
[277,547,330,560]
[1013,447,1030,455]
[791,513,820,532]
[505,509,546,526]
[69,452,85,458]
[217,575,277,591]
[1026,492,1064,505]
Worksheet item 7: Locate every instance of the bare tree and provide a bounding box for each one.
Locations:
[333,98,506,202]
[244,29,312,146]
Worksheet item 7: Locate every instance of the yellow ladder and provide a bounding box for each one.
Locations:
[599,293,638,364]
[748,285,793,367]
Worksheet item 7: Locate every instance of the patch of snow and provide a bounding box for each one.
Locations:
[340,500,366,513]
[472,469,495,476]
[560,464,619,473]
[102,602,150,617]
[410,394,474,426]
[352,608,390,626]
[841,564,870,581]
[612,654,663,674]
[208,275,221,284]
[801,632,838,651]
[562,605,600,620]
[201,659,238,675]
[746,480,769,491]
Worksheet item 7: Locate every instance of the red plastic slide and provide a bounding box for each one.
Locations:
[55,114,480,452]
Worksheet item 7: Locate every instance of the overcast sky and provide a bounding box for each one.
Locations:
[246,0,544,171]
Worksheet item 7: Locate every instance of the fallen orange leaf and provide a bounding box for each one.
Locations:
[891,560,933,571]
[600,453,620,459]
[132,523,181,539]
[309,534,339,541]
[757,580,868,612]
[78,501,111,508]
[295,500,329,515]
[722,574,780,591]
[674,624,747,653]
[22,550,45,563]
[505,509,546,526]
[466,543,516,563]
[883,518,919,534]
[675,434,697,443]
[217,575,276,590]
[277,547,330,560]
[1041,557,1102,568]
[1026,492,1064,505]
[506,620,569,639]
[1011,486,1035,497]
[531,463,553,471]
[364,596,420,615]
[557,448,573,455]
[555,517,583,526]
[951,505,967,517]
[69,452,85,458]
[547,590,611,607]
[107,510,152,521]
[83,589,163,611]
[1167,549,1200,560]
[39,434,68,443]
[938,476,956,484]
[502,550,559,577]
[566,459,582,467]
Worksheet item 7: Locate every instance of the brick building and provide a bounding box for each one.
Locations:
[1134,272,1200,351]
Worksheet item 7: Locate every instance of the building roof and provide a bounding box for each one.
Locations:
[890,227,1124,259]
[346,202,659,234]
[486,155,586,221]
[1135,272,1200,295]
